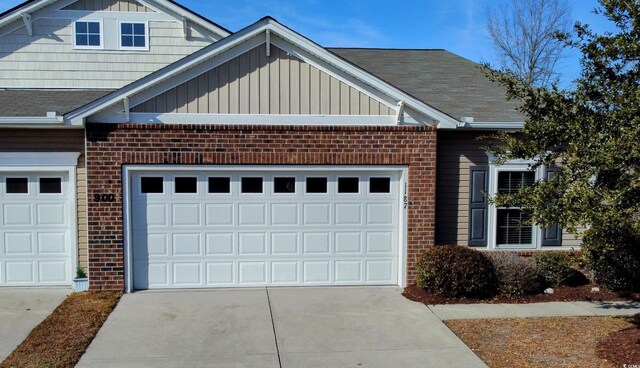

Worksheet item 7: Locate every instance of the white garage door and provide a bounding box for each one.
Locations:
[0,172,73,286]
[130,168,402,289]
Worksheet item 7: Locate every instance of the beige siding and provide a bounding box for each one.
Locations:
[0,129,88,268]
[0,18,211,89]
[435,131,581,248]
[62,0,153,12]
[132,44,394,115]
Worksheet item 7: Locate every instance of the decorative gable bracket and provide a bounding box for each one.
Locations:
[21,13,32,36]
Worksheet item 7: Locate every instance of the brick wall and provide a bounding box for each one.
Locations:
[85,123,437,290]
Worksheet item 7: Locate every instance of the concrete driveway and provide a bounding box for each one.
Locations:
[78,287,486,368]
[0,288,69,361]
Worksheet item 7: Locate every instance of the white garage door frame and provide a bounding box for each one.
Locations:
[122,165,409,293]
[0,152,79,287]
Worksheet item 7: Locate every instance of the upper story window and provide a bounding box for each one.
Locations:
[74,21,102,49]
[120,22,148,50]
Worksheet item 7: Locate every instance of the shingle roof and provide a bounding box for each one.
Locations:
[329,48,524,123]
[0,90,114,117]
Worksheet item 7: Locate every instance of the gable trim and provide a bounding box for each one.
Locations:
[66,18,460,128]
[91,113,399,125]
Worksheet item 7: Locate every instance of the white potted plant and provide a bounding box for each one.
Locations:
[73,267,89,292]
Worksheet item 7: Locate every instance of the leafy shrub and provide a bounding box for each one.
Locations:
[489,253,546,298]
[584,225,640,292]
[416,245,498,298]
[532,252,588,287]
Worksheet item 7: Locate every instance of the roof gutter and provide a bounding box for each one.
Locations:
[0,113,74,128]
[459,121,525,130]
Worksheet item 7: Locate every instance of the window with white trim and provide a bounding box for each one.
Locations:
[74,21,102,48]
[495,171,535,247]
[120,22,148,50]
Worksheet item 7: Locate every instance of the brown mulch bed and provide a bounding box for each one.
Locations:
[0,292,122,368]
[403,284,640,305]
[447,316,635,368]
[597,314,640,366]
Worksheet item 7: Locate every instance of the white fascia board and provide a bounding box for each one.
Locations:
[0,0,57,29]
[90,112,398,126]
[0,116,68,127]
[462,121,525,130]
[0,152,80,166]
[67,18,457,128]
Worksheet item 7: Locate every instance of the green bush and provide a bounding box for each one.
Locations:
[532,252,587,287]
[489,253,546,298]
[584,226,640,292]
[416,245,498,298]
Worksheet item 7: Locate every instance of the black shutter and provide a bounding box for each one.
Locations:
[541,167,563,246]
[468,166,489,246]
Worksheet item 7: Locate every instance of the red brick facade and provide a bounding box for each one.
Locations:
[85,123,437,291]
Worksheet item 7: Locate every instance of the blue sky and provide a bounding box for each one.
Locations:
[1,0,616,87]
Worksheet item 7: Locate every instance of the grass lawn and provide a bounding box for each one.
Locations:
[446,315,640,368]
[0,292,122,368]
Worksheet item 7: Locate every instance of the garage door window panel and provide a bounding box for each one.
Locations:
[174,177,198,194]
[338,177,359,194]
[6,178,29,194]
[274,177,296,194]
[241,177,263,194]
[39,177,62,194]
[306,177,328,194]
[208,177,231,194]
[369,177,391,194]
[141,177,164,194]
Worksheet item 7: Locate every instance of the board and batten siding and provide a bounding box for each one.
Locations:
[0,18,211,89]
[132,44,395,116]
[0,129,88,269]
[435,131,581,248]
[62,0,153,12]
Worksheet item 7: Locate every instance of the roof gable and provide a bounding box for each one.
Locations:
[67,17,459,128]
[61,0,154,12]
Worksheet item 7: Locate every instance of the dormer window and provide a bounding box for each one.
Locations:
[120,22,148,50]
[74,21,102,49]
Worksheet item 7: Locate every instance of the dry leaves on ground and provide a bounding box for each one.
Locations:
[446,316,634,368]
[0,291,122,368]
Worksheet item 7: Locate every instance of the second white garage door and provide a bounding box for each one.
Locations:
[129,167,403,289]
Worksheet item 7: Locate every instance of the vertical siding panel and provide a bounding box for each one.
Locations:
[165,87,177,113]
[279,48,290,114]
[143,99,154,112]
[218,62,229,114]
[330,77,340,115]
[319,70,330,115]
[248,47,260,114]
[350,88,360,115]
[290,56,300,114]
[207,69,219,114]
[238,52,250,114]
[197,73,209,113]
[269,45,280,114]
[258,44,270,114]
[186,78,198,113]
[228,57,240,114]
[299,62,310,114]
[310,66,321,114]
[369,99,380,115]
[360,92,370,114]
[155,92,166,113]
[176,83,187,113]
[340,82,350,115]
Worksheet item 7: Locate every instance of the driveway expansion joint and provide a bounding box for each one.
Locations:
[266,287,283,368]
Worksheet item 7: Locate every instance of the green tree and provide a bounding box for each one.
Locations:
[486,0,640,291]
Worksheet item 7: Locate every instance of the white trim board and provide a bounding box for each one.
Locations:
[91,113,403,125]
[121,164,409,293]
[0,152,80,166]
[66,18,459,129]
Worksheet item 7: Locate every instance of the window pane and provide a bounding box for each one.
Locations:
[241,177,263,193]
[40,178,62,194]
[121,23,132,34]
[141,177,163,194]
[88,35,101,46]
[338,177,359,193]
[122,36,133,47]
[133,35,146,47]
[274,177,295,193]
[370,177,391,193]
[175,177,197,194]
[498,171,535,195]
[496,209,533,246]
[208,177,231,193]
[133,23,145,34]
[88,22,100,33]
[306,177,327,193]
[6,178,28,194]
[76,34,88,46]
[76,22,87,33]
